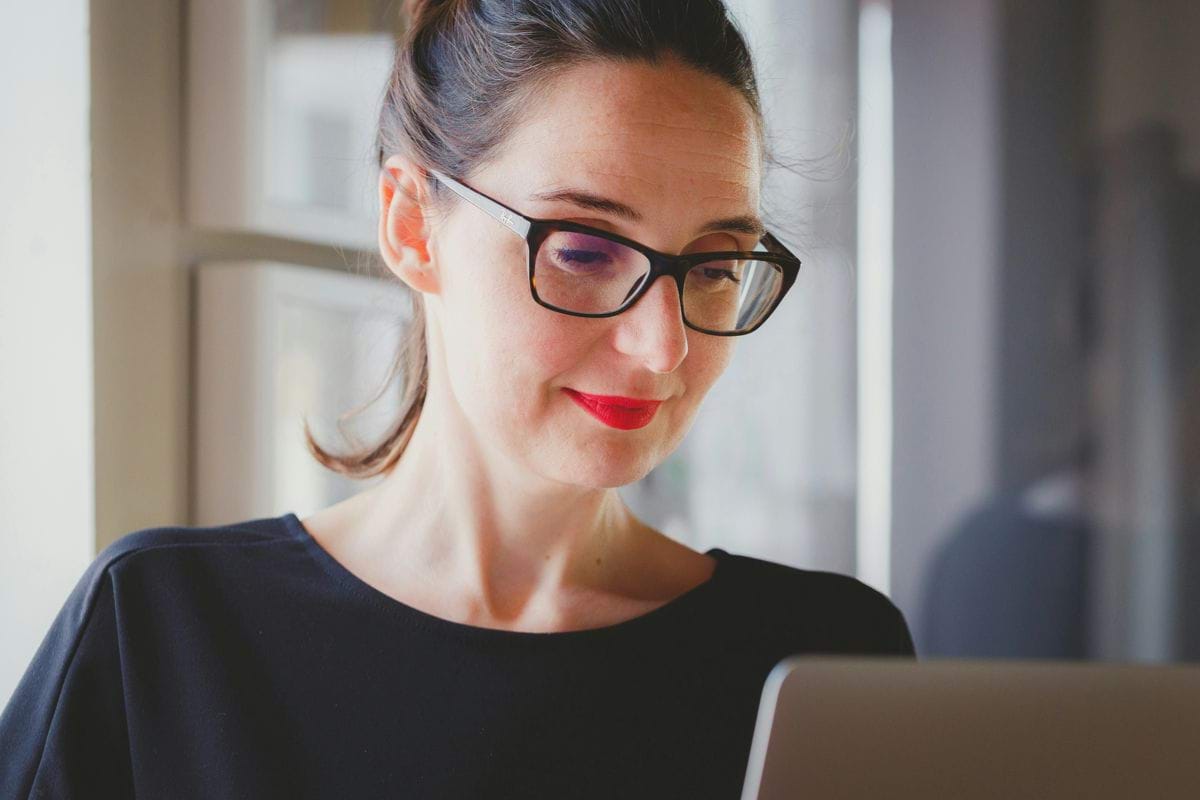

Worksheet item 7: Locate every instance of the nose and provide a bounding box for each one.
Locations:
[611,273,688,373]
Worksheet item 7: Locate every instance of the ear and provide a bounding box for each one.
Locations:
[379,153,440,295]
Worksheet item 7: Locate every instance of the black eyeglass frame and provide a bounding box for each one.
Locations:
[427,169,802,336]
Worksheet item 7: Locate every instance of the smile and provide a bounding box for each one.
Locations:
[563,389,662,430]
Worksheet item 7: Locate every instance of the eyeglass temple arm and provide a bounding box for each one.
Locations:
[428,169,533,238]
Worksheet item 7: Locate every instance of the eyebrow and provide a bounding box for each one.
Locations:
[527,187,767,240]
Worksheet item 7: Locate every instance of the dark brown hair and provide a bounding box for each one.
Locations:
[306,0,766,479]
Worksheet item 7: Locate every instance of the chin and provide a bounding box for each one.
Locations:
[555,440,665,490]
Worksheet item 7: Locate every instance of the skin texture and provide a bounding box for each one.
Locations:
[300,53,764,632]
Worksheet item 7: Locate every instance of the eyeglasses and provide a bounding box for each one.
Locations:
[427,170,801,336]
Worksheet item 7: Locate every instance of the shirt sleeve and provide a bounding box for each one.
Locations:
[889,601,919,658]
[0,557,135,798]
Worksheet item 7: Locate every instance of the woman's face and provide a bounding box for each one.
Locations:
[407,55,763,489]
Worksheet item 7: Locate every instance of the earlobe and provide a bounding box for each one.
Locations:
[378,159,440,295]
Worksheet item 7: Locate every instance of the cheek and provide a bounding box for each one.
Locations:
[454,275,582,421]
[684,334,736,397]
[438,233,536,384]
[522,320,587,380]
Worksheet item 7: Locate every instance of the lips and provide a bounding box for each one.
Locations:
[563,389,663,430]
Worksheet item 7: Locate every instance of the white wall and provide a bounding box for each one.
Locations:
[1,0,195,708]
[700,0,860,573]
[0,1,96,705]
[90,0,189,553]
[890,0,1001,643]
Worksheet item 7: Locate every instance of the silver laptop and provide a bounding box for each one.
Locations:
[740,656,1200,799]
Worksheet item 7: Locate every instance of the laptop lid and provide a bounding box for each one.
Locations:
[740,656,1200,800]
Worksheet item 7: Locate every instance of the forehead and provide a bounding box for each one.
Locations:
[483,55,763,216]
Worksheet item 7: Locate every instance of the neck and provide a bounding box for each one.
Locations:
[351,371,645,616]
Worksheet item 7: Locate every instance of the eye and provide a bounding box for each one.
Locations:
[691,260,743,288]
[701,266,741,284]
[552,246,612,271]
[540,229,648,277]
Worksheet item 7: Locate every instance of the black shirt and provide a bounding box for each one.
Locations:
[1,513,916,799]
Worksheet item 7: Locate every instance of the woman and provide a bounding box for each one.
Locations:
[1,0,915,797]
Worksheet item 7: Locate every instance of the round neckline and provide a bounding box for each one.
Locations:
[281,511,730,644]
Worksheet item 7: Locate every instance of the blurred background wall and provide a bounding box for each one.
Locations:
[3,0,1199,706]
[1,0,98,708]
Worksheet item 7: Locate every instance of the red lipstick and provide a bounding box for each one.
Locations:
[563,389,662,430]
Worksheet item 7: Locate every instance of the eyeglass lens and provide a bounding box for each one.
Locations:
[532,230,784,334]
